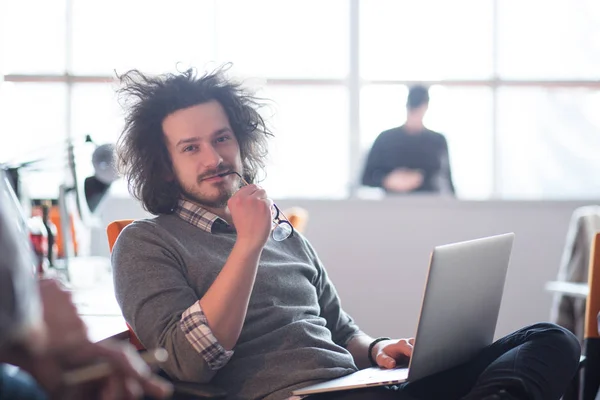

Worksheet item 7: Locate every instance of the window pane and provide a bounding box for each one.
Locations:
[359,85,408,151]
[360,85,493,199]
[497,0,600,79]
[71,0,215,75]
[257,85,349,199]
[0,83,67,198]
[360,0,493,80]
[497,88,600,199]
[71,83,123,145]
[70,83,124,187]
[0,0,66,74]
[215,0,348,79]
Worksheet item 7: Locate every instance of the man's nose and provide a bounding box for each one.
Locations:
[200,144,223,168]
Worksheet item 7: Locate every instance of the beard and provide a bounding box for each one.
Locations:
[178,164,242,209]
[180,182,234,209]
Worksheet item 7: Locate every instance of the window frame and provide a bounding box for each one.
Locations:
[3,0,600,199]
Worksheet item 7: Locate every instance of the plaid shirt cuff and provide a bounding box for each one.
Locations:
[180,301,234,370]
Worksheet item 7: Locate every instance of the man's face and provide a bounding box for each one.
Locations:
[409,103,429,120]
[163,100,243,209]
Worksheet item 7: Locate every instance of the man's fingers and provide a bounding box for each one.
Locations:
[98,343,151,379]
[376,339,414,369]
[265,198,274,210]
[63,342,172,400]
[139,376,174,400]
[385,340,413,358]
[123,377,144,399]
[68,342,151,380]
[235,183,262,196]
[100,376,122,400]
[244,186,269,201]
[408,338,415,346]
[376,352,396,369]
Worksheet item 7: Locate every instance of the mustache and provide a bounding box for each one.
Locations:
[197,166,234,182]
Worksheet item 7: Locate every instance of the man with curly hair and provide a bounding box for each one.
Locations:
[112,68,580,400]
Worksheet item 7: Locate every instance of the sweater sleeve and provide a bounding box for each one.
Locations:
[361,132,393,189]
[112,221,229,383]
[302,238,360,347]
[441,136,456,195]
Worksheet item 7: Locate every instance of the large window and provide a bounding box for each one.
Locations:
[1,0,67,74]
[0,83,67,198]
[214,0,349,79]
[497,0,600,80]
[1,0,599,200]
[71,0,216,75]
[360,0,494,81]
[259,85,350,199]
[497,88,600,199]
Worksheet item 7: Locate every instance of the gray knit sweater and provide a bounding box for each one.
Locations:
[112,214,360,400]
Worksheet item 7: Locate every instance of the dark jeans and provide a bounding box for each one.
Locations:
[0,365,47,400]
[308,323,581,400]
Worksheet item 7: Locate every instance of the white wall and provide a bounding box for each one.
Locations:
[92,195,598,340]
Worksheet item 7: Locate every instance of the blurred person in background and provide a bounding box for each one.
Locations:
[362,85,455,196]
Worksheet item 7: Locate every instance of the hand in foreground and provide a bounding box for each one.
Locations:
[26,340,173,400]
[14,279,173,399]
[371,338,415,369]
[38,278,89,352]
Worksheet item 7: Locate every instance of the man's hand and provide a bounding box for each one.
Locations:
[372,338,415,369]
[38,279,89,351]
[11,279,173,400]
[383,169,423,193]
[228,184,273,251]
[22,340,172,400]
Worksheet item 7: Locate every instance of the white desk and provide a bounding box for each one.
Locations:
[81,315,128,343]
[67,256,129,343]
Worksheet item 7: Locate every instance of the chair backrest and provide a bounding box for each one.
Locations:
[107,219,134,252]
[584,232,600,339]
[283,207,309,234]
[106,218,144,350]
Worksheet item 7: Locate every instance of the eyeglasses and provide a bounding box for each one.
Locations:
[228,171,294,241]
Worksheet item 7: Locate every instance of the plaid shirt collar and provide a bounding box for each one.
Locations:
[174,198,231,233]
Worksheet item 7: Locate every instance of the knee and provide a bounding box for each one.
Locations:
[528,322,581,361]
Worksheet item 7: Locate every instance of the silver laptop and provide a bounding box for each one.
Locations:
[293,233,515,396]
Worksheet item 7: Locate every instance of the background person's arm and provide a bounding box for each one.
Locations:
[441,136,456,195]
[361,133,393,189]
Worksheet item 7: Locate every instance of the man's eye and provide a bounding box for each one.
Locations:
[183,145,197,152]
[216,136,230,143]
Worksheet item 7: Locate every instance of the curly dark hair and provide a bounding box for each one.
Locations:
[116,67,272,215]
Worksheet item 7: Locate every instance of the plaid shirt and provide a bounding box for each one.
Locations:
[175,199,234,370]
